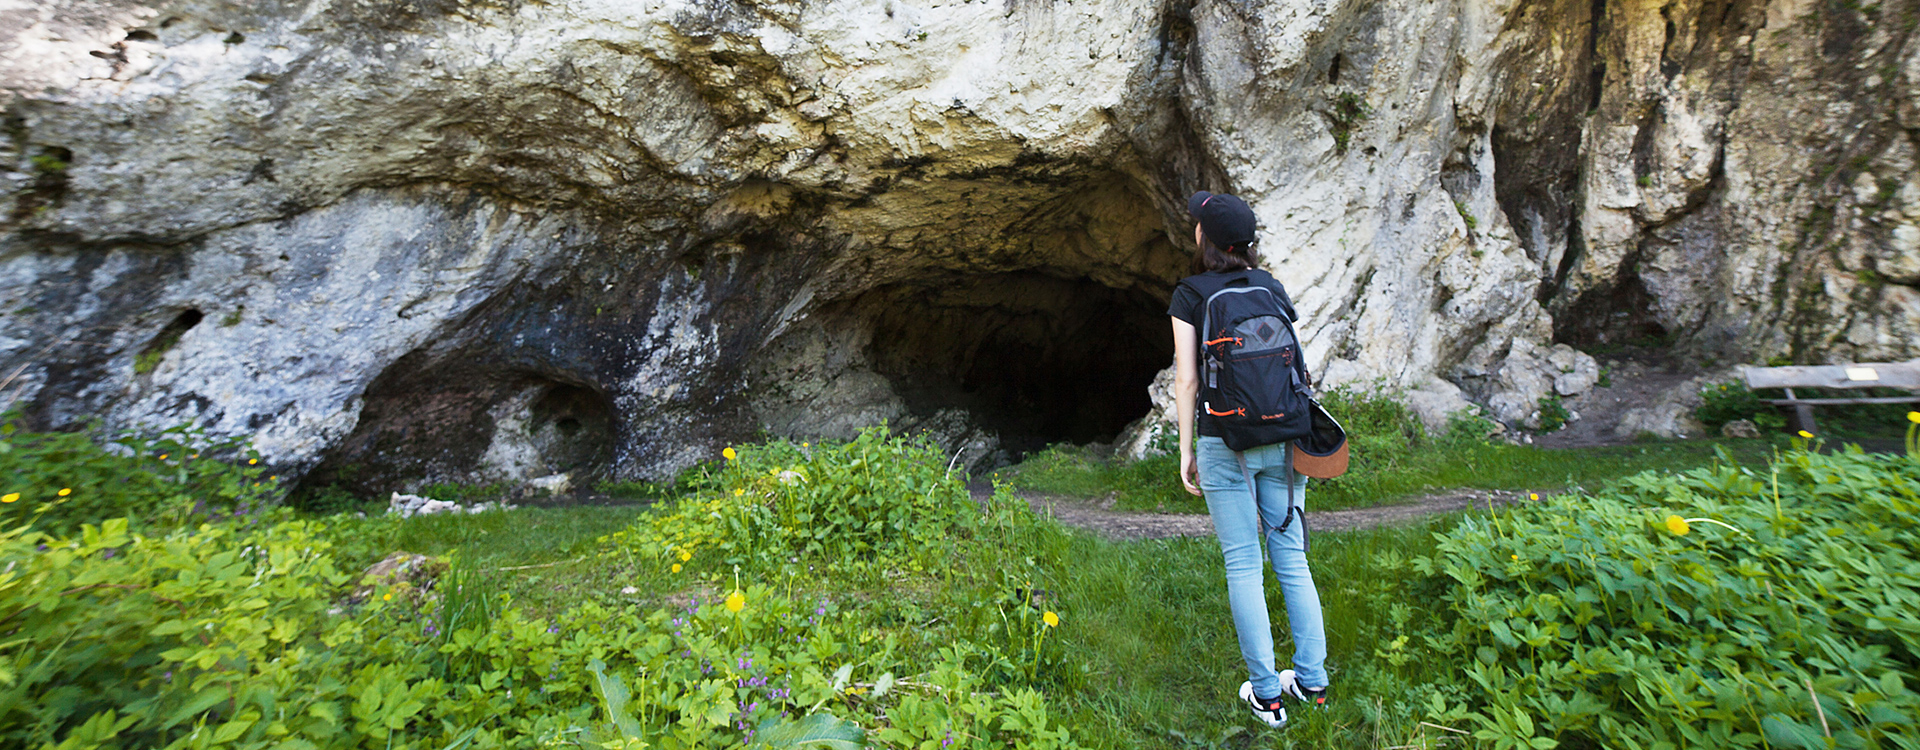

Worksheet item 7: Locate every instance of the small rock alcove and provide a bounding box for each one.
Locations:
[299,366,618,499]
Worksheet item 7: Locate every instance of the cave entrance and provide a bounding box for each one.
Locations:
[847,272,1174,455]
[809,171,1192,460]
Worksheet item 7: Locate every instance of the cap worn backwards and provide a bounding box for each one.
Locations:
[1187,191,1258,250]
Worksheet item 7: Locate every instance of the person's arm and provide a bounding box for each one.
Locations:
[1172,316,1202,496]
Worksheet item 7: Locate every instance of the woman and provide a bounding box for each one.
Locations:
[1166,191,1330,728]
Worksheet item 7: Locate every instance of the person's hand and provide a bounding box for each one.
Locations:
[1179,452,1202,496]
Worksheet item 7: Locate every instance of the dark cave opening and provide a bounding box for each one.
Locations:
[136,308,202,372]
[1553,270,1672,349]
[525,382,616,475]
[846,271,1175,457]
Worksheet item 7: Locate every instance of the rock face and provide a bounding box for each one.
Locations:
[2,0,1914,491]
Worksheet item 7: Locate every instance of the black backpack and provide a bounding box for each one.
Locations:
[1187,271,1314,451]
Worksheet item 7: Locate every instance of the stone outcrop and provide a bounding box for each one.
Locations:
[2,0,1913,491]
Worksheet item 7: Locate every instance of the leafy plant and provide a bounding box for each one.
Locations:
[1696,380,1782,431]
[29,153,68,173]
[0,417,276,535]
[1535,394,1569,432]
[598,427,994,577]
[1907,410,1919,459]
[4,508,1084,750]
[1329,91,1372,154]
[133,326,189,374]
[1455,200,1479,231]
[1409,445,1920,748]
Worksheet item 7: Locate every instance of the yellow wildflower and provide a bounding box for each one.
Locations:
[158,454,168,460]
[1797,430,1813,439]
[1,493,17,504]
[1529,493,1538,501]
[383,593,393,601]
[679,550,691,562]
[1665,515,1691,536]
[248,458,259,465]
[57,488,71,496]
[672,563,682,573]
[1908,411,1919,424]
[723,447,737,461]
[1511,554,1519,561]
[1043,611,1059,628]
[726,590,746,613]
[734,488,745,496]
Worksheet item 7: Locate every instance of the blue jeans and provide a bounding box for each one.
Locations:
[1197,436,1328,697]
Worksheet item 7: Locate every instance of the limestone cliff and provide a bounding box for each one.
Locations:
[2,0,1913,491]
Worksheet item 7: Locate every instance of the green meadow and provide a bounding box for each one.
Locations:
[4,400,1917,749]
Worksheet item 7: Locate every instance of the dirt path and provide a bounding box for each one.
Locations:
[987,489,1537,541]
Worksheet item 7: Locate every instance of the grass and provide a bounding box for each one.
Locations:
[322,492,1459,748]
[1038,520,1454,748]
[327,504,651,616]
[1002,436,1787,514]
[35,409,1912,748]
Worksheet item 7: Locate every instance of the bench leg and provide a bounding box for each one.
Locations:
[1790,403,1818,435]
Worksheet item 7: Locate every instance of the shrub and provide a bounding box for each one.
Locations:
[3,454,1083,750]
[1535,394,1570,432]
[1408,445,1920,748]
[0,517,374,749]
[1316,382,1426,471]
[0,417,276,535]
[1696,380,1785,432]
[598,427,992,576]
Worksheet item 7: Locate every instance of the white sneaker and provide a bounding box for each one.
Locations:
[1278,669,1331,709]
[1239,681,1287,728]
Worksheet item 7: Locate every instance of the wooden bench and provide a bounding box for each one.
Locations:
[1741,360,1920,434]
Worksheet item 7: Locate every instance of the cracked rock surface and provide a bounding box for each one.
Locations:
[2,0,1914,493]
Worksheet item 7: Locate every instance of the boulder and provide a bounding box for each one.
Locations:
[350,551,447,606]
[1721,419,1761,439]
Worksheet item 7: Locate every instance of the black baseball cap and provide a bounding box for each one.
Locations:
[1187,191,1258,250]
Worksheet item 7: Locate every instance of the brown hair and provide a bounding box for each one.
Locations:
[1190,231,1260,275]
